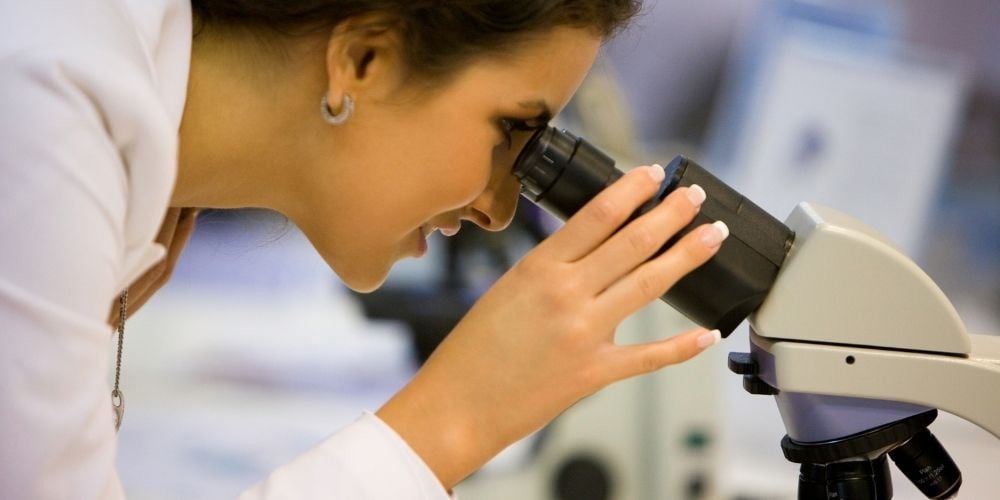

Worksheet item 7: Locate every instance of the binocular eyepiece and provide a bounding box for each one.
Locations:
[512,126,794,337]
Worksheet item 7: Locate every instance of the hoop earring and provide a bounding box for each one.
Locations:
[321,93,353,125]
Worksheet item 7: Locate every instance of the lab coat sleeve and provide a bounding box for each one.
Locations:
[0,54,131,499]
[240,412,456,500]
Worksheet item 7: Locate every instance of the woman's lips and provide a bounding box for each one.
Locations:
[422,224,461,238]
[414,223,461,257]
[415,228,428,257]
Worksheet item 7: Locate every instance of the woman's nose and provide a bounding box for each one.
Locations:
[465,169,520,232]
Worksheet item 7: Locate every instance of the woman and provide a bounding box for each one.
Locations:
[0,0,729,498]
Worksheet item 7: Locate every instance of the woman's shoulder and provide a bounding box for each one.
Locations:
[0,0,192,273]
[2,0,152,63]
[0,0,192,124]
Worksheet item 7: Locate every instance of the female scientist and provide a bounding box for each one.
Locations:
[0,0,729,498]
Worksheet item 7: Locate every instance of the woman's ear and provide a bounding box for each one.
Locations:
[324,16,402,103]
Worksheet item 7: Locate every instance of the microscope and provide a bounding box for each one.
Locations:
[511,126,1000,499]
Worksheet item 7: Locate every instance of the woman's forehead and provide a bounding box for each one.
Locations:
[449,28,601,111]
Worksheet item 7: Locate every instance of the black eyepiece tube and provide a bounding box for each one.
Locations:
[513,126,794,337]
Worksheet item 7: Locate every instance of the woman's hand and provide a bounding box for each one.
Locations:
[107,207,199,329]
[377,165,728,489]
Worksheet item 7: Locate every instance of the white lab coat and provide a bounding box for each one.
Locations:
[0,0,452,498]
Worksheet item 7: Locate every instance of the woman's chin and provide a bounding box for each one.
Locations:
[312,249,392,294]
[313,241,407,294]
[335,266,391,294]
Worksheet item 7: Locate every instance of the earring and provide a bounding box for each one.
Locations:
[321,93,354,125]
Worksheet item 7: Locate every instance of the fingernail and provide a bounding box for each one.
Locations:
[697,329,722,349]
[686,184,706,207]
[647,164,665,183]
[702,220,729,248]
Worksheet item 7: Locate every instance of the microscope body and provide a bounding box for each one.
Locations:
[746,202,1000,438]
[733,202,1000,498]
[510,126,999,498]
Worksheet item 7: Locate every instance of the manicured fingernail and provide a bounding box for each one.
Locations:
[687,184,706,207]
[648,164,665,183]
[697,329,722,349]
[702,221,729,247]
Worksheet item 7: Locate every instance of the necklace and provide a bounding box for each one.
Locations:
[112,288,128,432]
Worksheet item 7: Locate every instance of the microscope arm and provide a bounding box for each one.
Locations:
[750,332,1000,439]
[745,202,1000,444]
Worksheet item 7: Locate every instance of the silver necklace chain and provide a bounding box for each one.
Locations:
[112,288,128,432]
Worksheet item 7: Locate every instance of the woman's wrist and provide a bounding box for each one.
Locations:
[376,370,498,489]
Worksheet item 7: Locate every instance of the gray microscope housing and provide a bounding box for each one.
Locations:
[746,202,1000,443]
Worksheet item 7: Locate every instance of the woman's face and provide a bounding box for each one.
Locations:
[298,27,601,292]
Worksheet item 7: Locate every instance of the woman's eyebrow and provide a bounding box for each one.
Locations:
[519,99,552,119]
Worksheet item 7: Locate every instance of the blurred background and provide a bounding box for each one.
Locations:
[117,0,999,498]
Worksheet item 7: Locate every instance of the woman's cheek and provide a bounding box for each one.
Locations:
[438,162,494,210]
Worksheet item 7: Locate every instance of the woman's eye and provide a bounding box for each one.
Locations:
[498,118,542,150]
[499,119,514,148]
[498,119,522,149]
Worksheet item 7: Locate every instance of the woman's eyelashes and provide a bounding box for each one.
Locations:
[498,117,547,150]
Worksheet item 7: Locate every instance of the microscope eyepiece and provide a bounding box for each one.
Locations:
[513,127,622,220]
[512,126,794,336]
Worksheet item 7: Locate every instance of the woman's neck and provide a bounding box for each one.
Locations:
[173,29,328,217]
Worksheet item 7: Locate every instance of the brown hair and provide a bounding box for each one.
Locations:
[191,1,641,82]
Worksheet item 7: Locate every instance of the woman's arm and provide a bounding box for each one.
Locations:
[0,53,132,499]
[378,166,725,488]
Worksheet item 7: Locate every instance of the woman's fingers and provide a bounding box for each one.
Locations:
[578,185,705,291]
[536,165,666,263]
[601,327,721,382]
[596,221,729,320]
